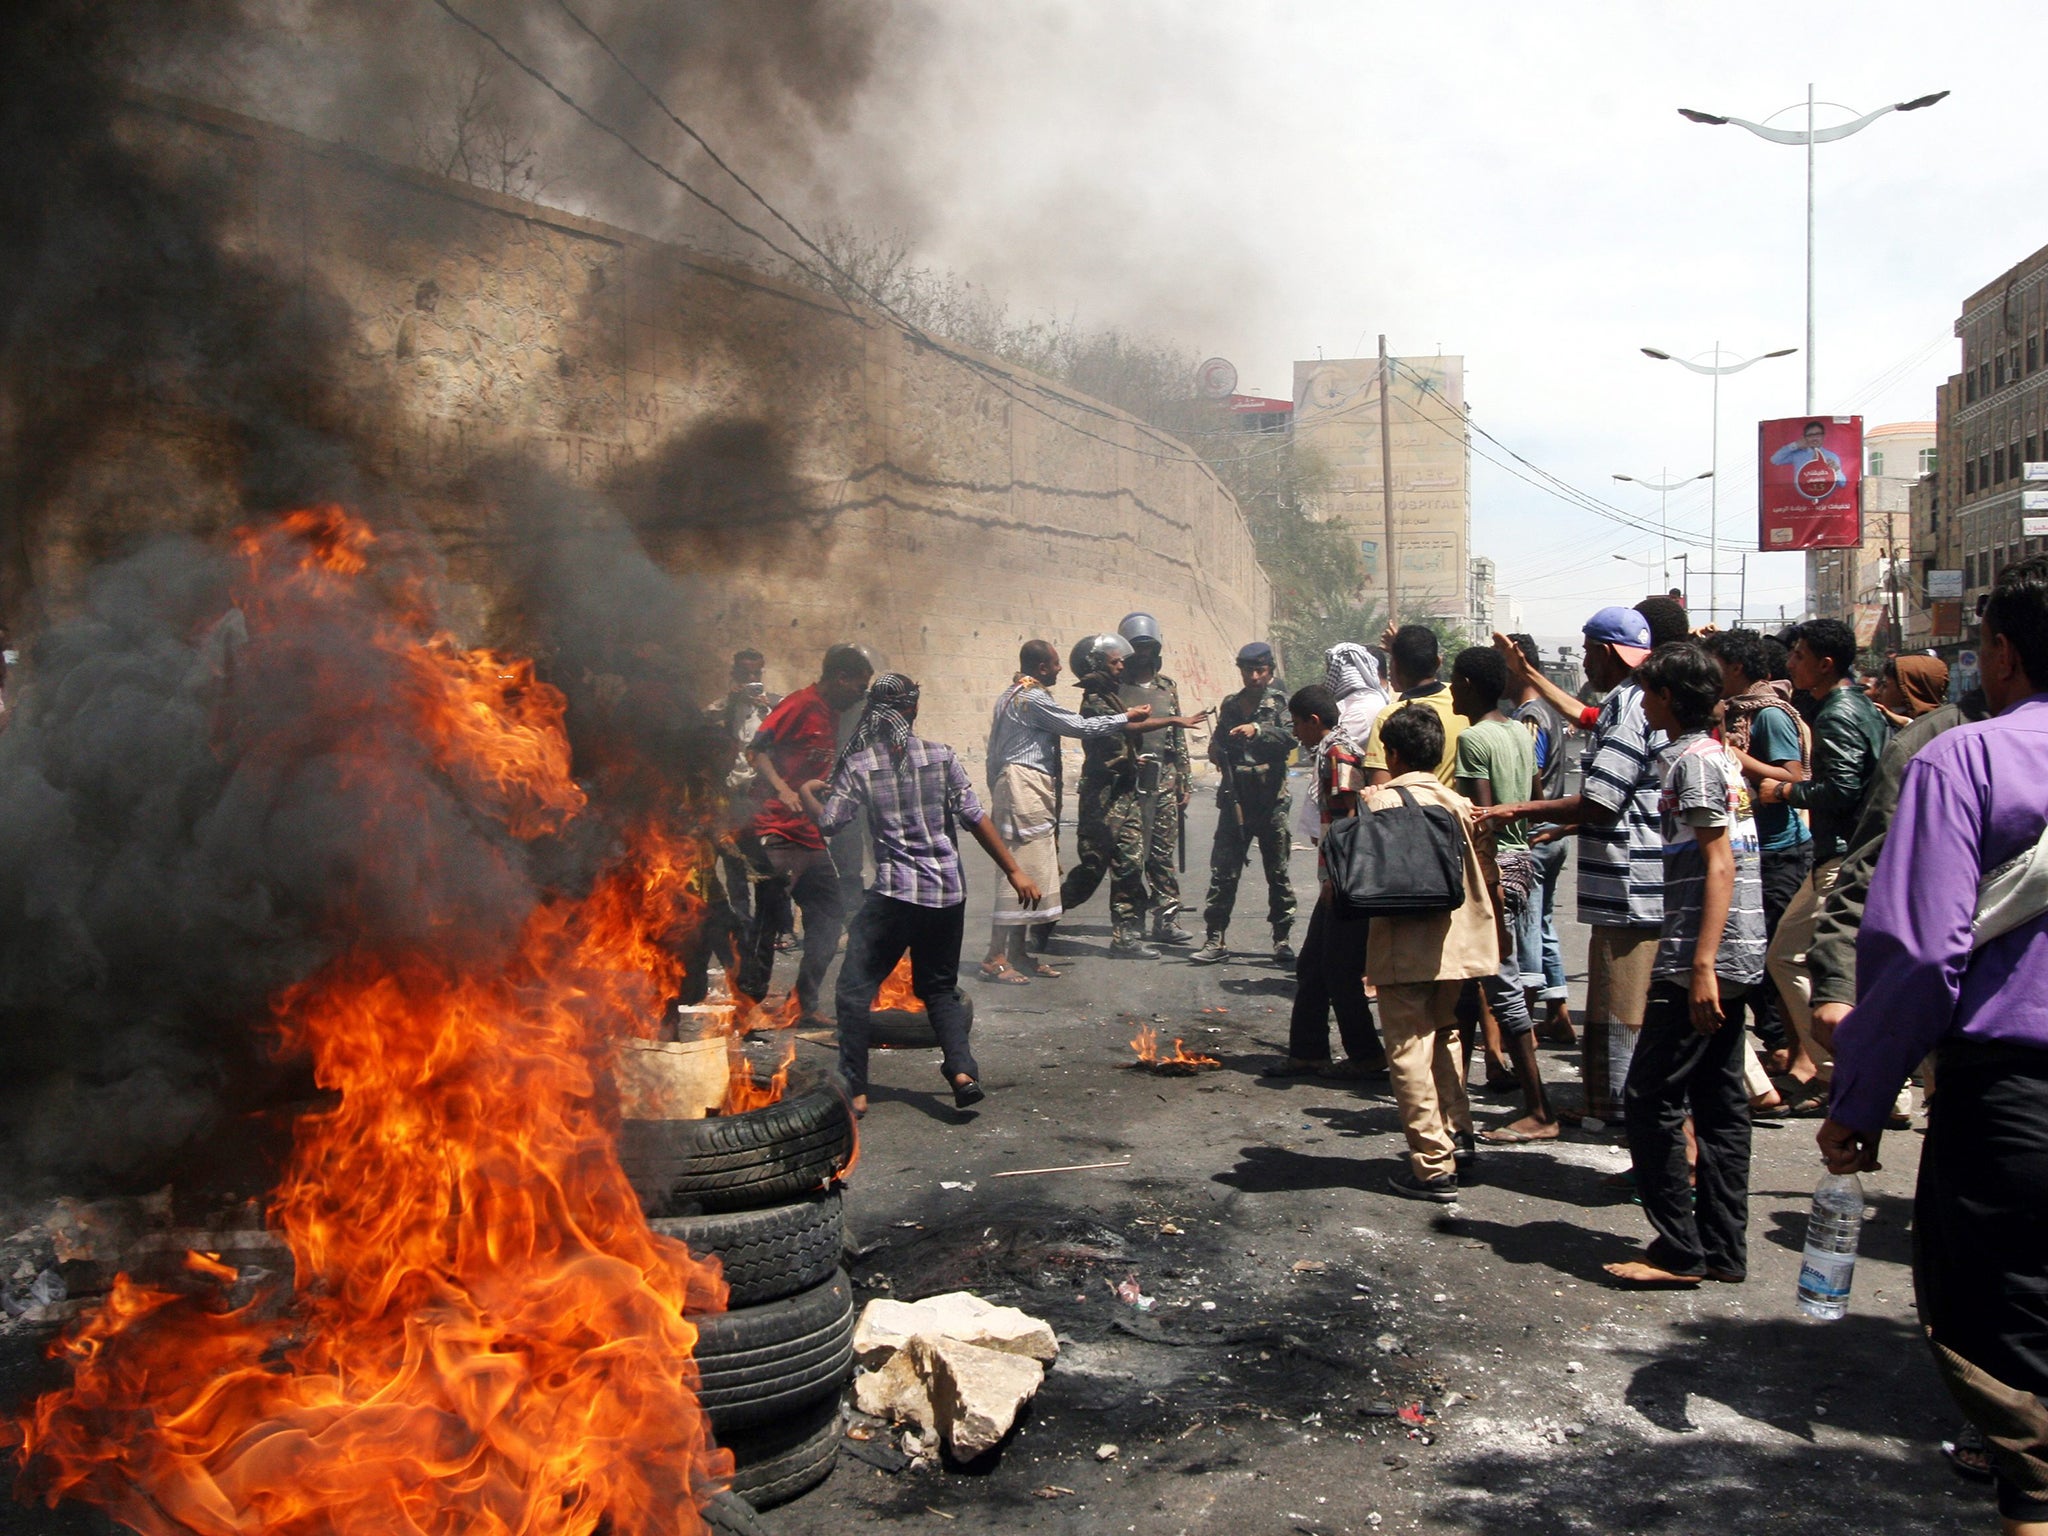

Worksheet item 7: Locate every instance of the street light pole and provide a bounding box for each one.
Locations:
[1612,470,1712,589]
[1612,551,1656,595]
[1641,344,1797,622]
[1678,86,1947,413]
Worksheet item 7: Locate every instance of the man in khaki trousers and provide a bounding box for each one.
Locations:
[1363,704,1506,1204]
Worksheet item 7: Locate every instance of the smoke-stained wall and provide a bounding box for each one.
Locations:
[49,91,1271,758]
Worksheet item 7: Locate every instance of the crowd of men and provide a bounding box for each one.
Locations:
[708,563,2048,1531]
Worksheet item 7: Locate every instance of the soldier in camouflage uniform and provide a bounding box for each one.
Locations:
[1117,612,1196,946]
[1192,641,1298,965]
[1056,634,1158,957]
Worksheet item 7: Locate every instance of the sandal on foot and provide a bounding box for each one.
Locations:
[1943,1423,1995,1483]
[976,962,1031,986]
[952,1077,986,1109]
[1317,1058,1388,1080]
[1028,960,1063,978]
[1479,1124,1560,1144]
[1603,1260,1702,1289]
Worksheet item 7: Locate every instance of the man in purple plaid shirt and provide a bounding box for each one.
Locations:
[802,674,1041,1116]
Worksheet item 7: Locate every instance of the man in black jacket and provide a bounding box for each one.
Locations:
[1752,618,1888,1109]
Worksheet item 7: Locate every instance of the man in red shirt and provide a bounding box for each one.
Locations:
[736,644,873,1022]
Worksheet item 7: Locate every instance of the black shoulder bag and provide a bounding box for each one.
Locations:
[1321,786,1466,918]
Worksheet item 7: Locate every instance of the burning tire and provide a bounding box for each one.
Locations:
[722,1397,843,1509]
[867,989,973,1050]
[621,1068,855,1217]
[693,1268,856,1433]
[653,1191,845,1309]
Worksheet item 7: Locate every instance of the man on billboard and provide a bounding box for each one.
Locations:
[1758,415,1862,551]
[1768,420,1847,489]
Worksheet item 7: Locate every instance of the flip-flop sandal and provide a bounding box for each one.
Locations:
[1943,1424,1995,1483]
[1261,1058,1322,1078]
[976,963,1031,986]
[1603,1262,1703,1289]
[1785,1093,1830,1118]
[1479,1125,1560,1144]
[1028,961,1063,978]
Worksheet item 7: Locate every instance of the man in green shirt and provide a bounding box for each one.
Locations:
[1450,645,1554,1141]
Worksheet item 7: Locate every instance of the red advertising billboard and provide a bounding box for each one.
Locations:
[1759,415,1862,550]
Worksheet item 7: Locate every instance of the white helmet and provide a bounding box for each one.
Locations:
[1070,632,1133,676]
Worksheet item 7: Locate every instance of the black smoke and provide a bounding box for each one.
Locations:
[0,0,888,1193]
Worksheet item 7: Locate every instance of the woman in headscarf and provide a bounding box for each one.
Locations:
[1871,654,1949,728]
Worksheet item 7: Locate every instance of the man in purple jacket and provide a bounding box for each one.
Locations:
[1824,555,2048,1532]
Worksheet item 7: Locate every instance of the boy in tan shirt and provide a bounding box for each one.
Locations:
[1365,703,1507,1202]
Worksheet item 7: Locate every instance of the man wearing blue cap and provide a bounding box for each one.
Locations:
[1481,604,1673,1121]
[1192,642,1298,965]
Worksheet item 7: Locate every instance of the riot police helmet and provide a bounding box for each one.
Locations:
[1117,612,1163,651]
[1070,632,1133,676]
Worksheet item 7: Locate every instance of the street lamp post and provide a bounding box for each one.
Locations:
[1640,343,1797,624]
[1612,469,1712,587]
[1678,86,1948,412]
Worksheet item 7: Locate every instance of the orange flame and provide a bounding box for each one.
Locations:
[721,1036,795,1116]
[1129,1025,1220,1070]
[871,955,924,1013]
[8,511,733,1536]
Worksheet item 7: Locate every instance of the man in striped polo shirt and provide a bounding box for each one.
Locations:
[1478,604,1673,1120]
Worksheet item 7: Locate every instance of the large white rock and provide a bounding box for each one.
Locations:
[851,1348,934,1433]
[853,1292,1059,1368]
[910,1334,1045,1460]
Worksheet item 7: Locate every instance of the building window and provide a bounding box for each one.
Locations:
[1994,451,2005,485]
[1968,371,1979,403]
[1984,362,1995,395]
[1998,355,2010,387]
[1966,460,1977,493]
[1868,450,1884,478]
[1920,446,1938,475]
[2031,335,2040,373]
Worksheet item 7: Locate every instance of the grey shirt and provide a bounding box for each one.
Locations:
[1653,733,1768,986]
[985,678,1129,781]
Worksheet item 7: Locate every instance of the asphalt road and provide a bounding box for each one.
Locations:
[774,788,1981,1536]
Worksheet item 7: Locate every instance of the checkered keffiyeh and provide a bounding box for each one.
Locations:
[840,672,920,766]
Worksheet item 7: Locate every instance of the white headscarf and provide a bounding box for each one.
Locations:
[1323,642,1388,744]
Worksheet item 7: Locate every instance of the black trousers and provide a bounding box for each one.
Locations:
[1750,840,1814,1053]
[1916,1038,2048,1523]
[1287,896,1380,1062]
[737,840,844,1015]
[1624,979,1752,1279]
[834,893,978,1099]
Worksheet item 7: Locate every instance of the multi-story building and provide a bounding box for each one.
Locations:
[1920,241,2048,649]
[1292,355,1473,624]
[1809,421,1935,647]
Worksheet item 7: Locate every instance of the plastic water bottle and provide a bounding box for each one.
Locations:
[1796,1172,1865,1320]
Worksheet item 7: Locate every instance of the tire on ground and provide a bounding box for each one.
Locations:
[866,989,974,1050]
[620,1068,854,1217]
[722,1396,843,1509]
[693,1268,856,1435]
[699,1490,767,1536]
[653,1191,845,1309]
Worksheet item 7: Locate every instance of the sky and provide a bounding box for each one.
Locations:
[786,0,2029,645]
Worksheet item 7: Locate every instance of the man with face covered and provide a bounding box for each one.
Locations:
[1192,641,1298,965]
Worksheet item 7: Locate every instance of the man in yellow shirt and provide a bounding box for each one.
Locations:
[1363,624,1464,788]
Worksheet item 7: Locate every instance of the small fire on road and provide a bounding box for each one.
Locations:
[1128,1025,1220,1076]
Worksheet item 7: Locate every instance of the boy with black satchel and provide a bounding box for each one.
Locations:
[1323,702,1505,1203]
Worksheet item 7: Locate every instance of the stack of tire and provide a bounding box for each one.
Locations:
[620,1066,859,1513]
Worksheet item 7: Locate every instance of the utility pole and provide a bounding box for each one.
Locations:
[1378,334,1399,628]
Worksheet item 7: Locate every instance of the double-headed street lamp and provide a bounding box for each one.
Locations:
[1641,343,1798,623]
[1612,469,1712,586]
[1677,86,1947,413]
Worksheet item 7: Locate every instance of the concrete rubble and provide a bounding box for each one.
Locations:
[851,1292,1058,1460]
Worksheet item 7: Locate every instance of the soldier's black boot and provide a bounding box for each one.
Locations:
[1110,926,1160,959]
[1272,925,1295,965]
[1151,910,1195,946]
[1190,930,1229,965]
